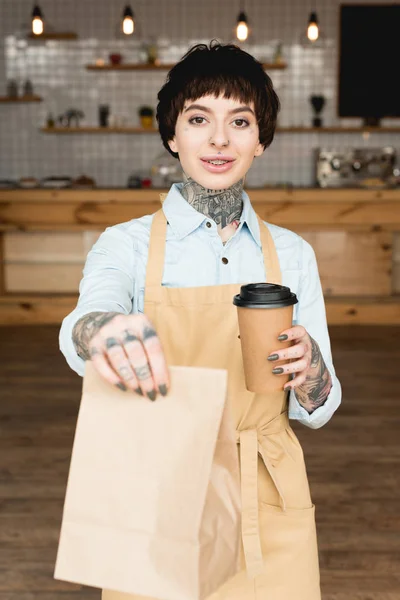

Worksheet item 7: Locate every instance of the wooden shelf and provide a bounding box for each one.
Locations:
[41,126,156,134]
[28,32,77,40]
[40,125,400,134]
[279,126,400,133]
[0,95,43,103]
[85,61,287,71]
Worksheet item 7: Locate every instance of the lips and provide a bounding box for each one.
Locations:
[201,159,232,163]
[200,156,235,163]
[200,158,236,174]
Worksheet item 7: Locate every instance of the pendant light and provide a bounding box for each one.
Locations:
[32,3,44,35]
[300,3,325,48]
[236,1,249,42]
[122,4,135,35]
[307,11,319,42]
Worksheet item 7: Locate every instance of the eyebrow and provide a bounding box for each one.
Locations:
[183,103,255,116]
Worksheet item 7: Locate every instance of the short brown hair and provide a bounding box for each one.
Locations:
[156,39,280,159]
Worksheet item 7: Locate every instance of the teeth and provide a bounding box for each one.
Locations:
[207,160,229,165]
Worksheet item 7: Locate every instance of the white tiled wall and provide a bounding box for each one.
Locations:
[0,0,398,187]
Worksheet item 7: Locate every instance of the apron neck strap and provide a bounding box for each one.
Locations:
[256,214,282,285]
[145,195,282,289]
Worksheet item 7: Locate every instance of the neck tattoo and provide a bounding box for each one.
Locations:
[180,173,244,229]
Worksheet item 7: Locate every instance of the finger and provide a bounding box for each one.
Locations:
[284,372,307,391]
[278,325,307,342]
[268,342,307,362]
[139,320,171,396]
[88,344,128,391]
[120,329,157,398]
[122,328,161,399]
[104,336,147,396]
[272,356,309,376]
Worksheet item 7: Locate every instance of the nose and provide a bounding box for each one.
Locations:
[209,123,229,148]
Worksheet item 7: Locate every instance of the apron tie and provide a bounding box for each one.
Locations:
[236,411,289,579]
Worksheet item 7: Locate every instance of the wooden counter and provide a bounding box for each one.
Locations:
[1,187,400,231]
[1,187,399,325]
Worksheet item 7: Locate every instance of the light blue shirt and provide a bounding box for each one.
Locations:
[59,182,342,429]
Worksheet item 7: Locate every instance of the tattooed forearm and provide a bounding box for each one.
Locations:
[309,337,320,368]
[72,311,121,360]
[294,337,333,414]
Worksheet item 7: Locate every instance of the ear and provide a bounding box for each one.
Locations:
[168,137,178,153]
[254,141,264,157]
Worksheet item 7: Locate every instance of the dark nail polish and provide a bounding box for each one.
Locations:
[159,384,168,396]
[135,387,144,396]
[147,389,157,401]
[278,334,288,341]
[272,367,284,374]
[116,382,127,391]
[267,354,279,362]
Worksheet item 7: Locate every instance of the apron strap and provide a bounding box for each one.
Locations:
[239,429,264,578]
[256,214,282,285]
[237,412,289,579]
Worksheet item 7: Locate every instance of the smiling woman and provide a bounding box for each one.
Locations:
[58,38,340,600]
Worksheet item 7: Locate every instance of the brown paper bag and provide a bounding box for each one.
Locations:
[54,361,241,600]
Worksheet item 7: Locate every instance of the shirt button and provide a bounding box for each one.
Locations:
[222,257,229,264]
[206,221,212,228]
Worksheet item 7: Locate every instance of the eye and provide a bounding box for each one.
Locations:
[188,116,207,125]
[233,119,250,128]
[188,116,250,128]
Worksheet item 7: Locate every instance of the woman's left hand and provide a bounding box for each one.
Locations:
[267,325,316,392]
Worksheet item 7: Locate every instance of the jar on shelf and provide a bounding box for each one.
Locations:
[138,105,154,129]
[23,79,34,97]
[6,79,18,98]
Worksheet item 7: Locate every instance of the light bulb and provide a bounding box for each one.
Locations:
[236,22,248,41]
[32,17,44,35]
[307,23,319,41]
[236,11,249,42]
[123,17,134,35]
[307,11,319,41]
[32,4,44,35]
[122,5,135,35]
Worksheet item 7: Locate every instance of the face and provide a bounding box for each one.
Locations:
[168,93,264,190]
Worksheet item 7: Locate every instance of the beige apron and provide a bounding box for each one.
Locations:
[103,194,321,600]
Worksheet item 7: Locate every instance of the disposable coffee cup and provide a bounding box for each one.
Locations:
[233,283,298,393]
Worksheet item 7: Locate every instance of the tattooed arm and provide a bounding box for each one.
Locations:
[277,237,342,429]
[59,225,135,376]
[293,336,333,414]
[72,311,121,360]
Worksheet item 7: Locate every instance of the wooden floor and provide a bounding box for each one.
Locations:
[0,325,399,600]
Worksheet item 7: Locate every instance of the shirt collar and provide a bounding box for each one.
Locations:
[162,182,261,248]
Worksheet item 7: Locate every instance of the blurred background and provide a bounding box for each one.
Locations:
[0,1,399,599]
[0,0,399,187]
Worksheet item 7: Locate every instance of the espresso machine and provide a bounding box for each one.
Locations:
[315,147,399,187]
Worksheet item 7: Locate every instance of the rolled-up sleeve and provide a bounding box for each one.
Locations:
[59,225,135,377]
[288,238,342,428]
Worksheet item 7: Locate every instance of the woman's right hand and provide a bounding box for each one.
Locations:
[87,313,170,401]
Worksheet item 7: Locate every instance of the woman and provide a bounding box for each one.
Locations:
[60,40,341,599]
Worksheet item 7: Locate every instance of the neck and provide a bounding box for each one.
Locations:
[180,173,244,228]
